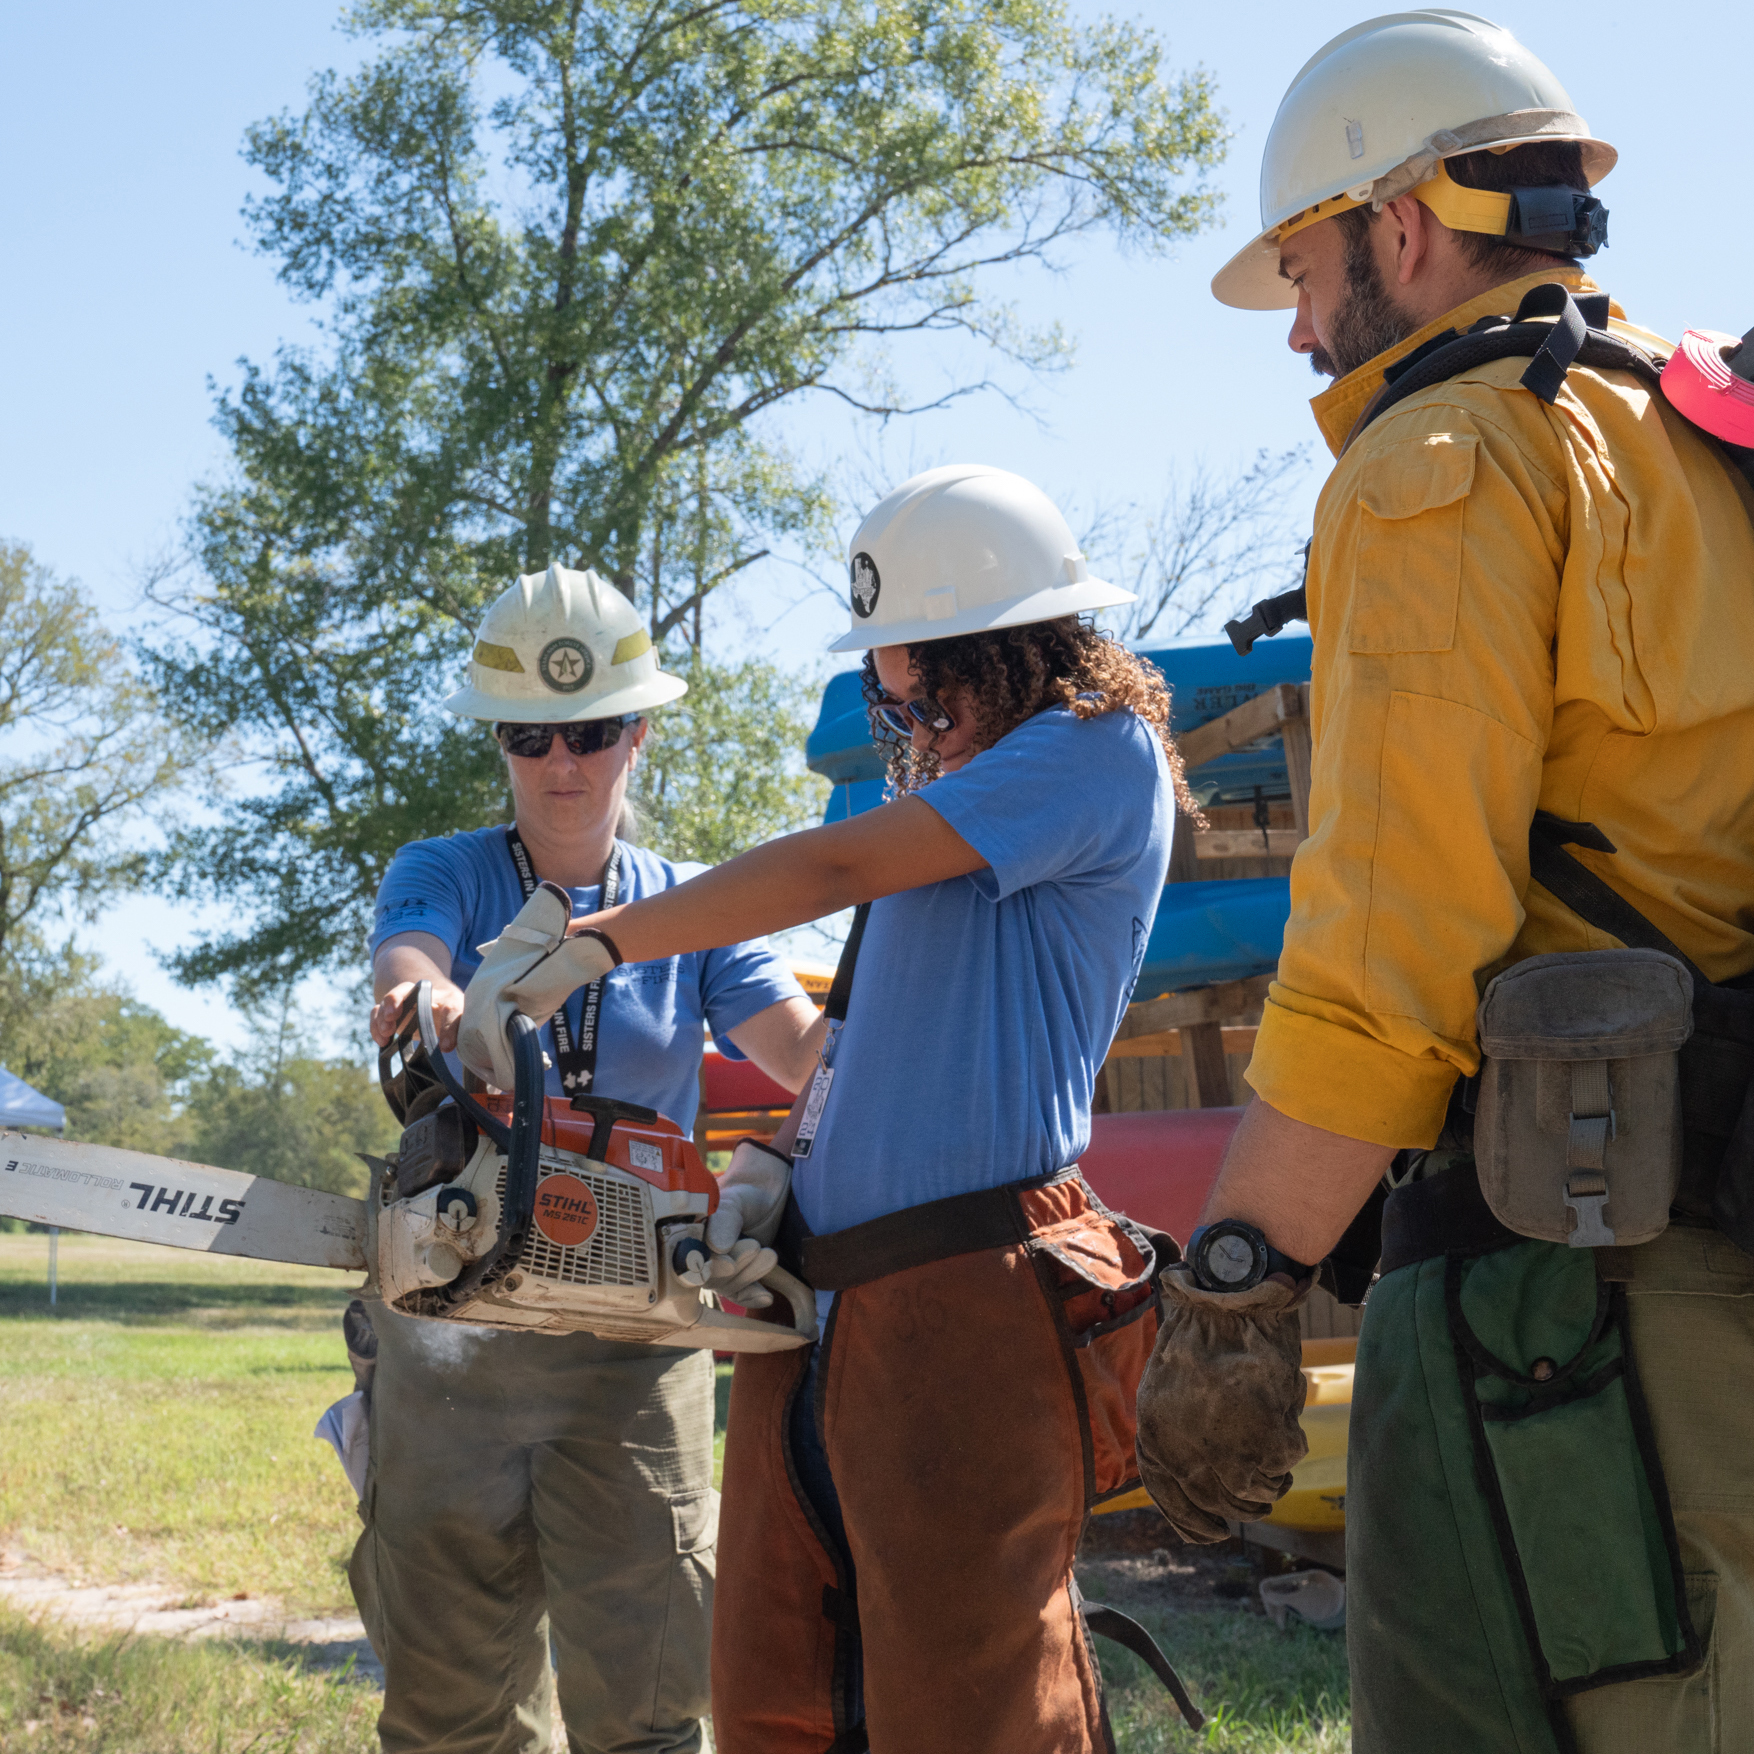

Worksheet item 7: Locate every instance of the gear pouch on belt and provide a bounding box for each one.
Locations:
[1021,1180,1170,1506]
[1448,1242,1701,1699]
[1475,950,1693,1247]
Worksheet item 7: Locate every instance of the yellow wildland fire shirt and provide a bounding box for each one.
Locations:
[1246,269,1754,1147]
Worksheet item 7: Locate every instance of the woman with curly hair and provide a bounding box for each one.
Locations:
[459,465,1186,1754]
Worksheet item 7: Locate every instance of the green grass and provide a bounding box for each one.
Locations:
[0,1235,363,1614]
[1,1236,1351,1751]
[0,1605,380,1754]
[1088,1599,1350,1752]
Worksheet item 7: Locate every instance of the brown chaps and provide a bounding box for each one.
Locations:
[711,1175,1162,1754]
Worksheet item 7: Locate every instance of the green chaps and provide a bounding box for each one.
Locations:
[1348,1225,1754,1753]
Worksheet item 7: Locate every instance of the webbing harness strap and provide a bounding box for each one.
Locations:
[1229,283,1754,657]
[1074,1586,1205,1732]
[1527,812,1709,987]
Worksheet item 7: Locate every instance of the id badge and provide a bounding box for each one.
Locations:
[790,1063,835,1159]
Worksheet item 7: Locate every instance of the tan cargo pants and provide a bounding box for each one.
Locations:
[1568,1226,1754,1751]
[348,1305,716,1754]
[1349,1223,1754,1753]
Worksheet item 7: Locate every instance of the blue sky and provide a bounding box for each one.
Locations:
[2,0,1743,1052]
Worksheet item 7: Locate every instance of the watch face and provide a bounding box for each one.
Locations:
[1205,1231,1259,1286]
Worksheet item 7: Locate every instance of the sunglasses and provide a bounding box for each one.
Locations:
[496,717,633,759]
[872,695,954,739]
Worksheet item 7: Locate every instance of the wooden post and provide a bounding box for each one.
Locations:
[1183,1022,1232,1108]
[1283,683,1314,841]
[1168,807,1200,883]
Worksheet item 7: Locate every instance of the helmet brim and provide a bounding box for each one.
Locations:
[442,671,689,722]
[1212,132,1618,312]
[826,577,1135,653]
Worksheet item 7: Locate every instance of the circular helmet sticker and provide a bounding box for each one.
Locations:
[850,552,881,619]
[537,637,594,693]
[533,1173,600,1248]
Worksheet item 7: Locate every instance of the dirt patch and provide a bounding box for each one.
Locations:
[0,1547,381,1684]
[1078,1508,1322,1616]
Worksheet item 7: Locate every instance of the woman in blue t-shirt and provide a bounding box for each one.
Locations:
[459,468,1191,1754]
[359,563,822,1754]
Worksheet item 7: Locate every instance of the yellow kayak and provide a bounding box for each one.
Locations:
[1098,1336,1355,1530]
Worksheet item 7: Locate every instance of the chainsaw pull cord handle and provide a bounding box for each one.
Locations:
[410,981,511,1153]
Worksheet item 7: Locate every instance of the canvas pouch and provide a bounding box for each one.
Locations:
[1475,949,1693,1247]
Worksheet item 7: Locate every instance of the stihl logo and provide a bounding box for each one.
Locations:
[128,1183,244,1225]
[532,1173,599,1249]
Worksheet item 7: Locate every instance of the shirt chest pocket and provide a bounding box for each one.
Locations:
[1348,432,1478,655]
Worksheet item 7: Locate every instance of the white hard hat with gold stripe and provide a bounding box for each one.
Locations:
[443,564,688,723]
[1212,11,1616,311]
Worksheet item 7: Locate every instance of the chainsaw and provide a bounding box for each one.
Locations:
[0,984,814,1352]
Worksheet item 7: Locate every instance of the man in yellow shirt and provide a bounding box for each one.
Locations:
[1136,13,1754,1752]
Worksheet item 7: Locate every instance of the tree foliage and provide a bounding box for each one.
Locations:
[633,655,827,866]
[1084,449,1310,645]
[146,0,1224,994]
[2,953,397,1195]
[0,544,197,962]
[177,1001,400,1198]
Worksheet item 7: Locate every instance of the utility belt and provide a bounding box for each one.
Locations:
[1450,814,1754,1256]
[776,1169,1176,1513]
[777,1164,1104,1289]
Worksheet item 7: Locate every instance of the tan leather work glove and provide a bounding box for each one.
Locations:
[455,881,620,1089]
[1135,1264,1311,1544]
[676,1137,790,1308]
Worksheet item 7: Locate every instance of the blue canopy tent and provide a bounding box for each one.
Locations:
[804,636,1312,991]
[0,1066,65,1134]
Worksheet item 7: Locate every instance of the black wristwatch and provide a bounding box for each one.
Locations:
[1185,1220,1316,1294]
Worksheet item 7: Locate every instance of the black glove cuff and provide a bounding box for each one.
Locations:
[573,925,624,967]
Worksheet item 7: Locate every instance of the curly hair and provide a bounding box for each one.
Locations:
[860,616,1197,816]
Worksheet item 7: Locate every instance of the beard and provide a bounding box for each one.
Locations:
[1309,219,1419,380]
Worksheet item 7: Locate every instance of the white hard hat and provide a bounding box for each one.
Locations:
[827,465,1134,653]
[443,563,688,722]
[1213,11,1616,311]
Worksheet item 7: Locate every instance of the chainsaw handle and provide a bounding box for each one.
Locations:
[758,1265,820,1345]
[405,982,511,1153]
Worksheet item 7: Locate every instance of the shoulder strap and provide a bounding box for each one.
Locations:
[1349,284,1656,450]
[1527,811,1709,987]
[823,902,871,1025]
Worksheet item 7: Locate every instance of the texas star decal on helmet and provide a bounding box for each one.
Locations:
[850,552,881,619]
[444,562,687,723]
[538,636,593,694]
[830,464,1134,652]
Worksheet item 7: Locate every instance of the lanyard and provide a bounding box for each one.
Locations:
[790,901,869,1160]
[505,828,622,1096]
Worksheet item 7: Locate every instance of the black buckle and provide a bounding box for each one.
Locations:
[1506,187,1609,257]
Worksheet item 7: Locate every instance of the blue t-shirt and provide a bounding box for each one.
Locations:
[794,706,1171,1235]
[370,828,804,1131]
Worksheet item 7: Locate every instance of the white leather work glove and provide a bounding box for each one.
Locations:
[677,1137,791,1309]
[455,880,621,1089]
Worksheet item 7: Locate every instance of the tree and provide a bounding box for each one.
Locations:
[1086,450,1311,646]
[0,943,213,1155]
[634,654,827,866]
[146,0,1226,994]
[0,543,197,966]
[178,997,401,1197]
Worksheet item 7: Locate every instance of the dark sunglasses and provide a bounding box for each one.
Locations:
[496,717,633,759]
[872,695,954,739]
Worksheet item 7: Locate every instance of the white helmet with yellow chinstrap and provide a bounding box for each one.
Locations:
[1213,10,1616,311]
[443,563,687,723]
